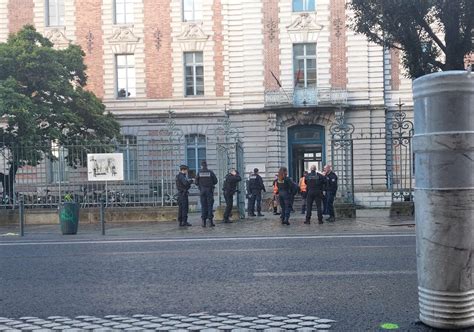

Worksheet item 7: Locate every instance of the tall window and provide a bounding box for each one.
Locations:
[119,135,138,182]
[292,0,315,12]
[46,0,65,26]
[114,0,134,24]
[186,134,206,178]
[116,54,136,98]
[184,52,204,96]
[182,0,202,22]
[293,43,317,89]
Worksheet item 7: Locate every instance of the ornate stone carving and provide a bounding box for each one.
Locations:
[333,17,343,38]
[279,110,333,128]
[153,28,162,51]
[266,18,278,42]
[177,23,209,51]
[286,13,324,43]
[267,113,278,131]
[108,26,140,53]
[44,27,71,49]
[86,30,94,54]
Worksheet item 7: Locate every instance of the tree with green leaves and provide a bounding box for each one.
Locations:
[0,25,120,202]
[349,0,473,78]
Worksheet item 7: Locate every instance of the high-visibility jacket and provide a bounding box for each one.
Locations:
[299,176,307,192]
[273,180,278,194]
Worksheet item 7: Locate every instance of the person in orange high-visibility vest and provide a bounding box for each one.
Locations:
[299,171,308,214]
[272,176,280,215]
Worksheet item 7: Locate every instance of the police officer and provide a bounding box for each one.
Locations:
[304,165,327,224]
[299,171,308,214]
[247,168,265,217]
[323,164,338,222]
[275,166,294,225]
[222,168,241,223]
[176,164,193,227]
[195,160,218,227]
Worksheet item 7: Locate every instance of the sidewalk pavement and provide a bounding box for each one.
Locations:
[0,209,414,241]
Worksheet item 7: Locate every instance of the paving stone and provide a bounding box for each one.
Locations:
[161,320,181,326]
[217,325,236,331]
[2,329,20,332]
[199,315,216,320]
[155,327,174,331]
[284,319,303,324]
[209,317,227,322]
[52,326,72,330]
[10,324,33,328]
[269,317,287,321]
[160,314,177,318]
[93,329,116,332]
[101,322,121,327]
[216,313,234,317]
[19,317,38,320]
[124,328,144,331]
[111,317,129,321]
[173,329,190,332]
[132,314,147,318]
[263,329,284,332]
[258,315,274,319]
[315,319,336,324]
[141,323,163,328]
[122,319,141,323]
[5,321,22,326]
[235,322,254,327]
[313,324,332,329]
[239,317,258,322]
[74,316,94,319]
[266,322,286,327]
[253,319,272,324]
[298,321,317,327]
[296,328,316,332]
[42,323,62,328]
[249,325,270,331]
[170,315,187,320]
[0,327,12,331]
[206,322,224,328]
[221,320,240,325]
[281,324,302,330]
[150,318,170,323]
[193,320,212,325]
[231,329,252,332]
[200,329,219,332]
[71,322,90,327]
[287,314,304,319]
[83,324,106,330]
[104,315,122,319]
[47,316,67,320]
[187,326,204,331]
[227,315,244,319]
[300,316,320,321]
[111,324,133,329]
[174,323,193,328]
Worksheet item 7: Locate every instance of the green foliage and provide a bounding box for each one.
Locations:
[348,0,473,78]
[0,25,120,170]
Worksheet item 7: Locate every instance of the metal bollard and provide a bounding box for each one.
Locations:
[19,197,25,237]
[100,201,105,236]
[412,70,473,329]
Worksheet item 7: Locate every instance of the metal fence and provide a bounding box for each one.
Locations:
[0,141,184,209]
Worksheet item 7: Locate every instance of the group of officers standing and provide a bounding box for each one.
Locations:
[175,161,337,227]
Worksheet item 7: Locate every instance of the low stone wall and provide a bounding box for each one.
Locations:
[354,191,392,208]
[0,207,178,225]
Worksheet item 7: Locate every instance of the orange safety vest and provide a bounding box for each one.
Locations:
[273,180,278,194]
[299,176,307,192]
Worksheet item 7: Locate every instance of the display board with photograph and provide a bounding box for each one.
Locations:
[87,153,124,181]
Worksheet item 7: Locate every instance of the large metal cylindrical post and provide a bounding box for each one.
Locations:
[412,71,473,329]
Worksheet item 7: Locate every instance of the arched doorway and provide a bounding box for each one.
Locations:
[288,125,326,180]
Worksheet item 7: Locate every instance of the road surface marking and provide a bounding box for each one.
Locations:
[0,233,415,247]
[254,270,417,277]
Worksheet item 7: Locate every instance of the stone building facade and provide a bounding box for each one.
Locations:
[1,0,417,208]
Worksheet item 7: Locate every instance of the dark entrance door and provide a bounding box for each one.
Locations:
[288,125,326,180]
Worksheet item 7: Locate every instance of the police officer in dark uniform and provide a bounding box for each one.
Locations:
[323,164,338,222]
[305,165,327,224]
[176,164,193,227]
[222,168,241,223]
[195,160,218,227]
[275,166,294,225]
[247,168,265,217]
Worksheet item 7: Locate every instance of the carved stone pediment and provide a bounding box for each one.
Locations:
[286,13,324,43]
[280,110,333,128]
[44,27,71,49]
[177,23,209,51]
[108,26,140,53]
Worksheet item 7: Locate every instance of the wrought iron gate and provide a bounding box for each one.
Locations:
[387,102,414,202]
[330,110,355,204]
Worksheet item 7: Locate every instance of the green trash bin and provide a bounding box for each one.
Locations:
[59,202,80,235]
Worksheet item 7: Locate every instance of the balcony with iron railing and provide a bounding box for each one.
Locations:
[264,87,348,107]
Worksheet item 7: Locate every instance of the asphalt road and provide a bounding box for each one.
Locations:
[0,232,443,331]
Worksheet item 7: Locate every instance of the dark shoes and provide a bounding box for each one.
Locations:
[179,222,192,227]
[209,219,215,227]
[326,216,335,222]
[248,213,256,217]
[202,220,206,227]
[223,219,233,223]
[257,212,264,217]
[318,220,324,224]
[273,212,281,215]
